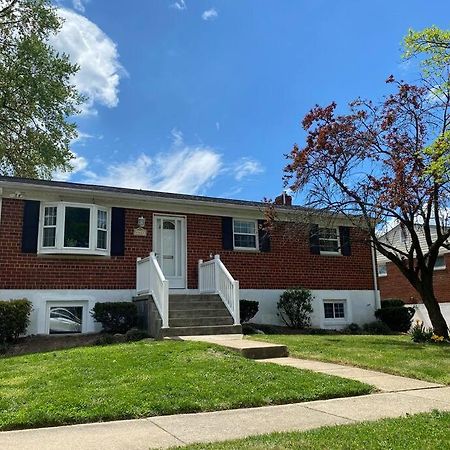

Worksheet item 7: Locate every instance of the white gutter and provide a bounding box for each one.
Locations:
[371,243,381,310]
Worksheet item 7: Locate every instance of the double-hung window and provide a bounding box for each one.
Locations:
[319,227,340,254]
[233,219,258,250]
[39,203,110,255]
[323,300,346,320]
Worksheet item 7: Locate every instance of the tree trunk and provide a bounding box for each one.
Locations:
[417,283,449,339]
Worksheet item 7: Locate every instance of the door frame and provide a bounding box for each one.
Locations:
[152,214,187,289]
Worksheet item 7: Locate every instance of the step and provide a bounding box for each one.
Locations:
[169,300,228,311]
[162,324,242,337]
[169,309,232,319]
[169,317,234,327]
[169,294,221,302]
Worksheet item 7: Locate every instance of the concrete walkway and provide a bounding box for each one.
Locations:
[1,387,449,450]
[1,336,448,450]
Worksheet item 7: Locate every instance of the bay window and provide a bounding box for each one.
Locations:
[39,203,110,255]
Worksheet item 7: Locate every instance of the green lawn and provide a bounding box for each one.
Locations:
[0,340,371,431]
[250,334,450,384]
[174,411,450,450]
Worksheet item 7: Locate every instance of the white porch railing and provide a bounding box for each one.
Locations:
[136,252,169,328]
[198,255,240,325]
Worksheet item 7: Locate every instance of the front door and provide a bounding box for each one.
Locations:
[153,215,186,288]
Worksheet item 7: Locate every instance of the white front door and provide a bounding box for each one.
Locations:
[153,215,186,288]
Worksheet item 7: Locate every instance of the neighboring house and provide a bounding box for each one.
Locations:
[377,223,450,326]
[0,176,379,336]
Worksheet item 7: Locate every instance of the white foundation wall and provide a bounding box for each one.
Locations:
[0,289,135,335]
[411,303,450,329]
[240,289,379,329]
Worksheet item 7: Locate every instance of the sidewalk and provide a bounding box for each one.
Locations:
[1,336,449,450]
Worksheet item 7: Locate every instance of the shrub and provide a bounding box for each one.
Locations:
[375,299,415,332]
[0,299,32,343]
[125,328,150,342]
[410,320,434,343]
[362,320,392,335]
[277,288,314,328]
[91,302,137,334]
[344,323,362,334]
[240,300,259,323]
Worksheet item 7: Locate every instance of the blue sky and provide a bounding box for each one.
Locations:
[52,0,450,203]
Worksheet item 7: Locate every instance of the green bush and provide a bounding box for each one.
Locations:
[0,299,32,343]
[277,288,314,328]
[125,328,150,342]
[240,299,259,323]
[375,299,415,332]
[344,323,362,334]
[362,320,392,335]
[91,302,137,334]
[410,320,434,343]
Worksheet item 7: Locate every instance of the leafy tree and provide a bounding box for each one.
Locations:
[283,28,450,339]
[0,0,83,178]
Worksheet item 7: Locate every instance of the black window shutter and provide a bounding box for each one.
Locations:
[339,226,351,256]
[111,207,125,256]
[258,219,271,252]
[222,217,233,250]
[309,224,320,255]
[22,200,40,253]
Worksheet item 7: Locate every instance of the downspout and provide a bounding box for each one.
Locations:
[371,243,381,310]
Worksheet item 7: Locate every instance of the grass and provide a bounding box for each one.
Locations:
[0,340,372,431]
[174,411,450,450]
[250,334,450,384]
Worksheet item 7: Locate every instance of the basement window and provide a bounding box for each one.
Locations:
[39,203,110,256]
[323,300,346,320]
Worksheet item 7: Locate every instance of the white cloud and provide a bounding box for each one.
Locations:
[51,8,124,114]
[72,0,89,12]
[53,152,89,181]
[233,158,264,181]
[171,0,187,10]
[202,8,218,21]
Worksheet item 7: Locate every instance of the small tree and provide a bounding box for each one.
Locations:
[277,288,313,328]
[0,0,83,178]
[283,28,450,339]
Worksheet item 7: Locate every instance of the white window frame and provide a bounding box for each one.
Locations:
[46,300,88,335]
[38,202,111,256]
[378,262,387,277]
[323,299,347,322]
[434,255,446,271]
[319,227,341,255]
[233,218,259,251]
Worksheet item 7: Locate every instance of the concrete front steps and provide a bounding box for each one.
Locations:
[181,334,289,359]
[163,294,242,337]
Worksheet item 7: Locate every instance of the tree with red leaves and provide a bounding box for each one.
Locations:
[284,29,450,338]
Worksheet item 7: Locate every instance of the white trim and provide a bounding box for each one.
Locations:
[38,202,111,256]
[152,214,187,289]
[323,299,348,323]
[233,218,259,251]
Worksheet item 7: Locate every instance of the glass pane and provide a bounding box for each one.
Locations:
[234,234,256,248]
[334,303,345,318]
[97,229,107,249]
[44,207,57,226]
[320,239,339,252]
[49,306,82,334]
[97,210,107,230]
[43,227,56,247]
[234,220,256,234]
[319,228,338,239]
[64,207,90,248]
[163,221,175,230]
[324,303,334,319]
[435,256,445,268]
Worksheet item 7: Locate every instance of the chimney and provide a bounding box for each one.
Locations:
[274,192,292,206]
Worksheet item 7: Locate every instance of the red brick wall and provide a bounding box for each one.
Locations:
[378,256,450,304]
[0,199,375,291]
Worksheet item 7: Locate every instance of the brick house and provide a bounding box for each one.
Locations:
[0,176,379,336]
[377,223,450,326]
